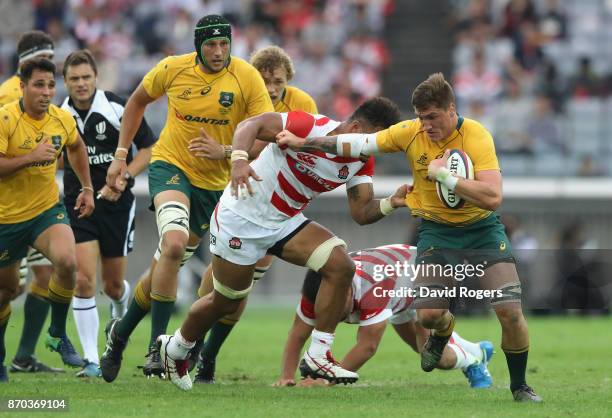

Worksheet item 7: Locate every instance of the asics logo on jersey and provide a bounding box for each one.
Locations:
[296,152,316,167]
[201,86,211,96]
[174,110,229,125]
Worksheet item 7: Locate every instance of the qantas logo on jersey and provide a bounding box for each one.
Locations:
[338,165,349,180]
[174,110,229,125]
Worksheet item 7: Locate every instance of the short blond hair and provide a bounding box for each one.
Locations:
[250,46,295,81]
[411,72,455,111]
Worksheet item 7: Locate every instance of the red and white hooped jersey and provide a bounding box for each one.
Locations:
[220,111,374,229]
[297,244,417,327]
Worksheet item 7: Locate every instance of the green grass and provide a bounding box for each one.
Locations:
[2,307,611,417]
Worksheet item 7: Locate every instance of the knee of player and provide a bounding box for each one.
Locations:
[54,252,77,274]
[417,309,444,328]
[75,273,96,296]
[102,280,124,300]
[160,234,188,260]
[321,252,355,283]
[495,306,524,326]
[362,341,379,359]
[0,287,15,306]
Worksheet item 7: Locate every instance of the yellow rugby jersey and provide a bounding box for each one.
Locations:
[274,86,317,113]
[0,101,77,223]
[142,53,273,190]
[376,117,500,226]
[0,75,21,107]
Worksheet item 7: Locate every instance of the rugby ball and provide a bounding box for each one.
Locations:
[436,149,474,209]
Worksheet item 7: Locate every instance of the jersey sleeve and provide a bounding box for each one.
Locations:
[133,117,157,149]
[464,129,500,172]
[283,111,315,138]
[346,156,375,189]
[295,296,316,326]
[375,120,419,153]
[63,114,79,146]
[245,68,274,117]
[141,56,173,100]
[0,108,8,154]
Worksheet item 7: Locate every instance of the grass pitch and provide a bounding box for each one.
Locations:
[2,307,611,417]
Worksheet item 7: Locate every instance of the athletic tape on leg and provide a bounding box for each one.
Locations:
[491,281,522,305]
[156,201,189,237]
[212,273,252,300]
[180,245,198,267]
[305,237,347,272]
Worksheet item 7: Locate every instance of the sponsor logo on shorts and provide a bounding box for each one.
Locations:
[338,165,349,180]
[56,213,65,220]
[166,174,180,185]
[201,223,209,230]
[0,250,9,261]
[210,233,216,246]
[229,236,242,250]
[500,241,506,251]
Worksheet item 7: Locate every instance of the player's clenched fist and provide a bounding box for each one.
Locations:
[29,137,57,163]
[276,129,306,149]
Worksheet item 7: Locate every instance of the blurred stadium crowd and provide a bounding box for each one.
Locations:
[0,0,611,176]
[452,0,612,176]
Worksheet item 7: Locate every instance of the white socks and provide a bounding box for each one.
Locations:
[72,296,99,364]
[450,332,483,362]
[307,329,335,358]
[110,280,131,319]
[448,342,478,370]
[167,329,195,360]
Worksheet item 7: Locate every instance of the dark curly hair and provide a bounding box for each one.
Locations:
[348,97,401,130]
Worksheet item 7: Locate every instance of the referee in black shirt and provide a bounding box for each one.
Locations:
[61,50,156,377]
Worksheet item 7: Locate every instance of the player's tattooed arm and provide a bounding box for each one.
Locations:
[347,183,410,225]
[276,130,338,154]
[233,112,284,152]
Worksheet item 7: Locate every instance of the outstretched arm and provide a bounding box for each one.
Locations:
[276,130,380,158]
[275,314,314,386]
[232,112,284,152]
[347,183,411,225]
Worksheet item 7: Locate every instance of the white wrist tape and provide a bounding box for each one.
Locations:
[231,150,249,163]
[336,133,378,158]
[379,197,395,216]
[436,167,459,191]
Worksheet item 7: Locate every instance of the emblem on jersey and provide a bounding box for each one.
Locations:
[229,236,242,250]
[51,135,62,151]
[95,121,107,141]
[219,91,234,108]
[338,165,349,180]
[19,137,33,149]
[0,250,8,261]
[296,152,316,168]
[201,86,211,96]
[166,174,180,185]
[178,88,192,100]
[210,234,216,246]
[416,153,428,166]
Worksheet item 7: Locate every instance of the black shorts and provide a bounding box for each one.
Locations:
[66,198,136,258]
